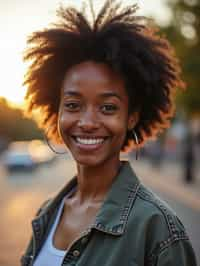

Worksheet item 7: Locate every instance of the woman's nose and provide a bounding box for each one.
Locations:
[77,108,100,131]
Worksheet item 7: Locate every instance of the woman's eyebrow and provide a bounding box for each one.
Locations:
[63,90,81,97]
[99,92,122,101]
[63,90,122,100]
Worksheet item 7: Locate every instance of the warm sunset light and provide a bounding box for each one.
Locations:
[0,39,27,106]
[0,0,170,108]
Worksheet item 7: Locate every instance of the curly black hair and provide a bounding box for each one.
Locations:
[23,0,185,151]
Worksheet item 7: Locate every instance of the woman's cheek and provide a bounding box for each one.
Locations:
[105,113,128,132]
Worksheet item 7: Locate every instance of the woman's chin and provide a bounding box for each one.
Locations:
[72,155,106,168]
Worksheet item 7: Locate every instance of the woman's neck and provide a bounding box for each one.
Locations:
[74,157,121,205]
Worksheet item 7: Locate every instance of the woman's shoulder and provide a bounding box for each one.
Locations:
[34,198,53,217]
[127,183,196,265]
[127,182,189,248]
[132,183,187,237]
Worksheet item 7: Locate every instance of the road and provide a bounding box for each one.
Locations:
[0,155,199,265]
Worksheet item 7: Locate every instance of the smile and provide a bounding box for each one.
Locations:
[75,137,105,145]
[71,136,108,151]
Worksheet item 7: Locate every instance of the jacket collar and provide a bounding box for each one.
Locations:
[92,160,140,235]
[32,160,140,245]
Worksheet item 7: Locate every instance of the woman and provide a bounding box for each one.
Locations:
[21,1,197,265]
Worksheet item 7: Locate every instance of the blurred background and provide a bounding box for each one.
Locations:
[0,0,199,265]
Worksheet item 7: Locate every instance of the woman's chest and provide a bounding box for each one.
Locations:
[53,201,101,251]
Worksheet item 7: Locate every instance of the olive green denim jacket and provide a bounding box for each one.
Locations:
[21,160,197,266]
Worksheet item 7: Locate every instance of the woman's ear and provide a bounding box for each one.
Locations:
[128,112,139,131]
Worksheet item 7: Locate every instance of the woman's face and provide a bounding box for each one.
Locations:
[58,61,137,167]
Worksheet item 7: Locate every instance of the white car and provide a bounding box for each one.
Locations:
[2,151,37,171]
[2,141,38,171]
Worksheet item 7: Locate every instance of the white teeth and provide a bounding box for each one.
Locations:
[76,137,105,145]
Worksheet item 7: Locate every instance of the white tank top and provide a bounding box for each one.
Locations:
[33,192,70,266]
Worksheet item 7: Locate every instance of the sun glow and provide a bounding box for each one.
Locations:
[0,0,169,108]
[0,25,28,108]
[0,42,27,107]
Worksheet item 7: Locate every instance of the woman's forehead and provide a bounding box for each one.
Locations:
[61,61,128,99]
[63,60,125,87]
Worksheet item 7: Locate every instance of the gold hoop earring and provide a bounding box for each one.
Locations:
[132,129,139,160]
[44,126,67,155]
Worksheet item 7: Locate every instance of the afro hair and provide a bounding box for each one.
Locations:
[23,0,185,151]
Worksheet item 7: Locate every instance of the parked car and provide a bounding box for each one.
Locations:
[1,141,38,171]
[1,140,57,171]
[2,150,37,171]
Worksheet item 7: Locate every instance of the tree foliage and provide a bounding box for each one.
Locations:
[0,97,42,143]
[162,0,200,115]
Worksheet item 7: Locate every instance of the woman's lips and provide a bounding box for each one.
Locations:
[71,136,109,151]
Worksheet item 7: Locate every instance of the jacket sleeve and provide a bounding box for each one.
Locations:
[155,239,197,266]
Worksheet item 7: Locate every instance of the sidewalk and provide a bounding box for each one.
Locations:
[128,157,200,211]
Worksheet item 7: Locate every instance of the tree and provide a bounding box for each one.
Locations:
[0,97,43,143]
[162,0,200,115]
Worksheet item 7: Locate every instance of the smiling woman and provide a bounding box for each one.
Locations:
[20,1,197,266]
[58,61,136,167]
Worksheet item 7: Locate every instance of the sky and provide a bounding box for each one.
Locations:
[0,0,171,107]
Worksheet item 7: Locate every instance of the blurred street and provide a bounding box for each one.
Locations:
[0,155,199,266]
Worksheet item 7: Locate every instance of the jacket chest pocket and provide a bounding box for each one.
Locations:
[20,254,34,266]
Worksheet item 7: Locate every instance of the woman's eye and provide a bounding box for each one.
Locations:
[64,102,80,111]
[101,104,118,113]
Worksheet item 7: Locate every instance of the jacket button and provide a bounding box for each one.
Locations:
[73,250,80,257]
